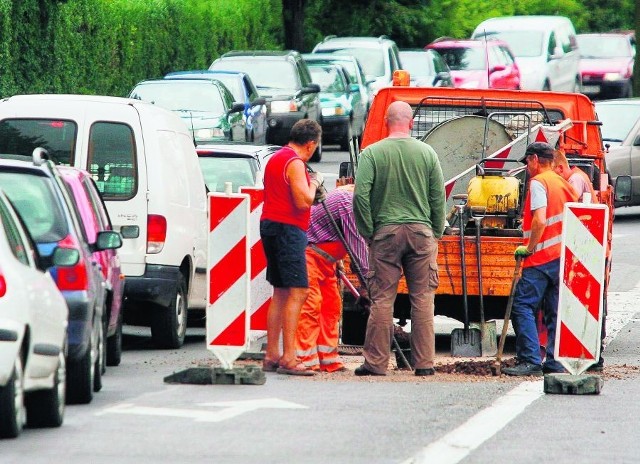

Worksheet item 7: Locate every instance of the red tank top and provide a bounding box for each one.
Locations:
[261,146,311,230]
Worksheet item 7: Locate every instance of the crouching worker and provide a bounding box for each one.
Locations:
[295,185,369,372]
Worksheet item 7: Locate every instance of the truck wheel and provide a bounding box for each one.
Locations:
[107,311,123,366]
[151,274,188,349]
[26,351,65,428]
[66,341,94,404]
[0,356,25,438]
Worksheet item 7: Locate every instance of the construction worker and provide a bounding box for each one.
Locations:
[503,142,578,376]
[553,149,597,202]
[260,119,323,376]
[353,101,446,377]
[295,186,369,372]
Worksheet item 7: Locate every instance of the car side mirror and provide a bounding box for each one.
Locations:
[51,247,80,267]
[229,102,245,114]
[251,97,266,107]
[302,83,321,94]
[95,230,123,251]
[614,175,632,203]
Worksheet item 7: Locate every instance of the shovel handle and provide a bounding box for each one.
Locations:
[496,256,522,363]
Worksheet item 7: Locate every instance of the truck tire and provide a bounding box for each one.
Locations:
[151,274,188,349]
[26,351,65,428]
[0,356,25,438]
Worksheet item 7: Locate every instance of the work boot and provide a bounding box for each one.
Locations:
[415,368,435,376]
[542,363,567,374]
[354,365,385,376]
[502,360,543,377]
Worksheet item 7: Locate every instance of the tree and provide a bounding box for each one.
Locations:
[282,0,305,51]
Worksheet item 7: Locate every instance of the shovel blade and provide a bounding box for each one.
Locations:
[450,327,482,357]
[470,321,498,357]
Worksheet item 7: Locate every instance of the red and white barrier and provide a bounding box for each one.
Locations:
[240,187,271,333]
[554,202,609,375]
[206,192,251,368]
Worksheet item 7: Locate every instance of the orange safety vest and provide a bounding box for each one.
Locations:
[522,170,578,268]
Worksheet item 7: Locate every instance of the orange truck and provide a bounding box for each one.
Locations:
[340,84,615,345]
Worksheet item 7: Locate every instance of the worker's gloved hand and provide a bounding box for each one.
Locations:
[356,287,372,315]
[313,184,327,204]
[514,245,533,257]
[309,171,324,189]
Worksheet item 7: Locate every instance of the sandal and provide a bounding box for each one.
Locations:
[262,358,280,372]
[276,362,316,376]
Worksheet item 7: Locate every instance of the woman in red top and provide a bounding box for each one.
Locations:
[260,119,323,376]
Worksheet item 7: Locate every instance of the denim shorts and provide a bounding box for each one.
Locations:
[260,220,308,288]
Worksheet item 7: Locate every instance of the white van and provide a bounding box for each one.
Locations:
[472,16,581,92]
[0,95,207,349]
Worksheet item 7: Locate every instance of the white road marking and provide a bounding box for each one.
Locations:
[99,398,307,423]
[402,381,544,464]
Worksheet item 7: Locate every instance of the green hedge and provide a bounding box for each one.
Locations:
[0,0,281,97]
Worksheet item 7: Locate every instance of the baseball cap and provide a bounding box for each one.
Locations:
[519,142,555,163]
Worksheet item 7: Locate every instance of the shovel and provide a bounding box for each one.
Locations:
[471,215,497,356]
[451,201,482,357]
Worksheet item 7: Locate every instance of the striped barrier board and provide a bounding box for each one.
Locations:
[206,192,251,369]
[554,202,609,375]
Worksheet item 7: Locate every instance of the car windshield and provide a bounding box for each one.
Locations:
[477,31,544,57]
[0,119,77,165]
[198,156,257,192]
[211,60,299,90]
[207,75,243,102]
[596,103,640,142]
[399,52,434,77]
[577,36,633,58]
[309,66,346,92]
[436,47,486,71]
[323,48,384,79]
[0,171,68,243]
[130,82,225,114]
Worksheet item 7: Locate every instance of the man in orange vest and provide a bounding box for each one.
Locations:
[503,142,578,376]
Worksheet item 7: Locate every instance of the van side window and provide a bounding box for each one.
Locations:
[88,122,137,201]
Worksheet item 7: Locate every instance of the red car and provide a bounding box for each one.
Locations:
[57,166,125,367]
[577,33,635,99]
[426,38,521,90]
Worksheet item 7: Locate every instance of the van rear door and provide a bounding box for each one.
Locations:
[78,105,148,277]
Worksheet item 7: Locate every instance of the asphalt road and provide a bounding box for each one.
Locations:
[2,151,639,463]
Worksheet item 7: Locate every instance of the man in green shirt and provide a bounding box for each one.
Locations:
[353,100,446,376]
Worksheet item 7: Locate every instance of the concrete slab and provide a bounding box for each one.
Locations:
[543,373,604,395]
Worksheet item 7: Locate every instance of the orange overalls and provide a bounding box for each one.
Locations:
[295,241,346,372]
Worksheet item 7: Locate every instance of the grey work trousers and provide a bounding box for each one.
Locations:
[362,223,439,374]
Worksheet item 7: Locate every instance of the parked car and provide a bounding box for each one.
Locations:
[307,63,366,150]
[129,78,246,144]
[209,50,322,159]
[595,99,640,206]
[472,15,581,91]
[312,35,402,106]
[426,38,520,89]
[165,70,268,143]
[0,190,74,438]
[398,49,454,88]
[195,143,280,193]
[577,33,635,99]
[0,152,121,404]
[302,53,372,114]
[0,95,208,350]
[57,166,124,367]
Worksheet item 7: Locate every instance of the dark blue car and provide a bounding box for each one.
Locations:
[165,70,267,144]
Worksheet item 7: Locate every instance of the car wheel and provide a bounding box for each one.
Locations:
[94,309,106,392]
[310,138,323,162]
[107,310,123,366]
[26,350,65,428]
[151,274,188,349]
[340,122,354,152]
[66,338,95,404]
[0,356,25,438]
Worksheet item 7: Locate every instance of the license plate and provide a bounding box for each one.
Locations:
[582,85,600,93]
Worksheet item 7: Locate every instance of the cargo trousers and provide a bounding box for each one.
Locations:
[362,223,439,374]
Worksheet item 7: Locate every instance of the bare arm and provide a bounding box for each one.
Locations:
[286,159,316,210]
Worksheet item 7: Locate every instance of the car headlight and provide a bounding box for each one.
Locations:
[322,106,346,117]
[270,100,297,113]
[195,128,225,140]
[603,73,623,81]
